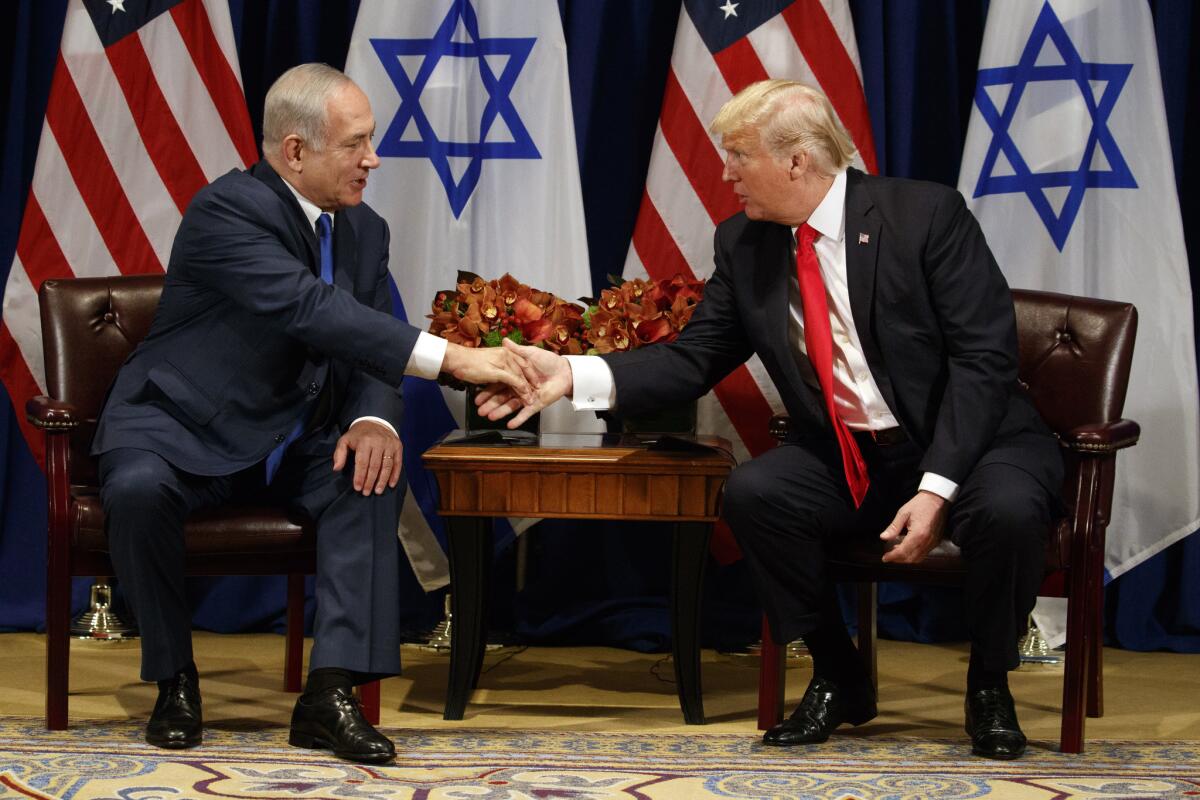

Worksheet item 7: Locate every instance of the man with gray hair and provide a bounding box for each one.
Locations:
[92,63,534,763]
[479,79,1063,760]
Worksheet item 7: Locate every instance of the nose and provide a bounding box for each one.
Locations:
[721,153,736,182]
[362,140,381,170]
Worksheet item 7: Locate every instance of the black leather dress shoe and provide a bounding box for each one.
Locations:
[145,671,202,749]
[289,687,395,764]
[762,675,877,746]
[965,687,1027,760]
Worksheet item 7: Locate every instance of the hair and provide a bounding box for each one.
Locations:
[262,63,354,153]
[709,80,857,175]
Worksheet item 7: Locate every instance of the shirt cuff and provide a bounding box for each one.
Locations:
[406,331,448,380]
[564,355,616,410]
[919,472,959,503]
[350,416,398,438]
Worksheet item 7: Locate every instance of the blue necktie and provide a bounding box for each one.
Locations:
[266,213,334,482]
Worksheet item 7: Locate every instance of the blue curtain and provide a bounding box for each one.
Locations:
[1,0,1196,652]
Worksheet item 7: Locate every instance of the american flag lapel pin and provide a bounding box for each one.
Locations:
[858,232,870,245]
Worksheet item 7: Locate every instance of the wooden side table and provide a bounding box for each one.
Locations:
[422,432,735,724]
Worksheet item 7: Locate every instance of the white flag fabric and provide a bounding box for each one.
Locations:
[622,0,876,469]
[958,0,1200,642]
[345,0,599,590]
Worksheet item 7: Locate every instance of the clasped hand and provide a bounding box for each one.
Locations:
[441,340,543,408]
[474,338,574,427]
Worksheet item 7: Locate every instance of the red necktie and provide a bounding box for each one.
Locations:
[795,223,870,507]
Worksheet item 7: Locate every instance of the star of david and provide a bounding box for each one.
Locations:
[371,0,540,218]
[971,1,1136,251]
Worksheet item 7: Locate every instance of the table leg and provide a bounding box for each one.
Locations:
[443,516,492,720]
[671,521,710,724]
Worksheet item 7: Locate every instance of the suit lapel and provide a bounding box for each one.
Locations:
[844,169,879,342]
[843,169,899,416]
[250,161,320,272]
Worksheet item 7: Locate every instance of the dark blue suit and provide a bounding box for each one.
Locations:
[94,161,421,681]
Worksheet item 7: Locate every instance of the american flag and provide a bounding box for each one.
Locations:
[0,0,255,465]
[622,0,876,558]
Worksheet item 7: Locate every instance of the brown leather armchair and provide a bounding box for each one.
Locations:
[755,288,1139,753]
[27,274,380,729]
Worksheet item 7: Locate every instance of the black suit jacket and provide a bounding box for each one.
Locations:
[604,168,1060,491]
[93,161,422,476]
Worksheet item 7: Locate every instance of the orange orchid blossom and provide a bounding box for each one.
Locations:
[428,271,704,358]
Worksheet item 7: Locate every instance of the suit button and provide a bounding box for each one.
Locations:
[308,382,320,394]
[274,434,286,443]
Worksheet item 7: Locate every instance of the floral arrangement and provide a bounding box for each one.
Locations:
[428,271,705,356]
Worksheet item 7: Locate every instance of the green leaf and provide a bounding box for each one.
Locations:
[483,330,503,347]
[506,330,525,345]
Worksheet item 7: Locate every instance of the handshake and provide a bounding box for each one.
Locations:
[441,338,573,427]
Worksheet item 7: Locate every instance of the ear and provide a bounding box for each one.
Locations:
[281,134,305,174]
[788,150,809,180]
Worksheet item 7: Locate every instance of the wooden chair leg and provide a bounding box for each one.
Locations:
[1060,591,1088,753]
[284,574,305,693]
[45,524,74,730]
[856,582,879,693]
[357,680,381,725]
[45,575,71,730]
[756,615,786,730]
[1086,552,1105,719]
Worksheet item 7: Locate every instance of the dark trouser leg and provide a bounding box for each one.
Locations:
[98,448,233,682]
[949,462,1053,675]
[722,442,856,646]
[276,451,406,679]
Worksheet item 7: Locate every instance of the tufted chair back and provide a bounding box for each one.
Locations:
[1013,288,1137,444]
[39,275,163,487]
[1012,289,1138,572]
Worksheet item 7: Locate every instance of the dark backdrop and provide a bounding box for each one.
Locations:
[1,0,1197,653]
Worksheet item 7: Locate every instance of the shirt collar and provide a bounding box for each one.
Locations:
[805,169,847,243]
[280,177,333,233]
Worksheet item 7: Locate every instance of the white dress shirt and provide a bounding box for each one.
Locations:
[281,180,448,437]
[565,171,958,502]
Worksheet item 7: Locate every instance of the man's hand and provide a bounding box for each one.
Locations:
[474,338,574,429]
[333,419,402,496]
[879,490,949,564]
[441,341,537,404]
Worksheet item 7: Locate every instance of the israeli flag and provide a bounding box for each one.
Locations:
[346,0,599,589]
[958,0,1199,643]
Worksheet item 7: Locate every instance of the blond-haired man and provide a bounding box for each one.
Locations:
[482,80,1062,760]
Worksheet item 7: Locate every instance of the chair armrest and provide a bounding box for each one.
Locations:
[1060,419,1140,453]
[26,396,80,431]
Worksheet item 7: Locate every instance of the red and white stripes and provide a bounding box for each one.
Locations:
[0,0,255,464]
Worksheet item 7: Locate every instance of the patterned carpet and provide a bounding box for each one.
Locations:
[2,718,1198,799]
